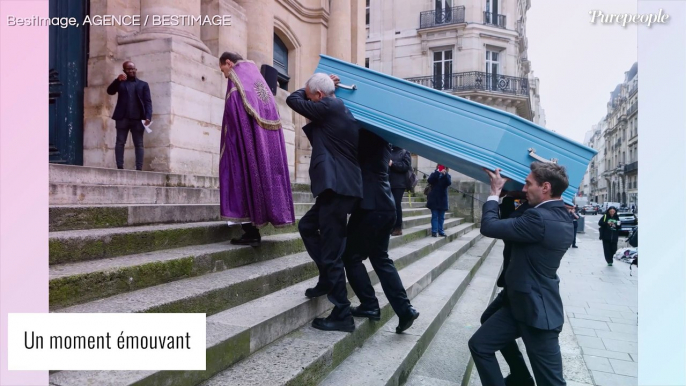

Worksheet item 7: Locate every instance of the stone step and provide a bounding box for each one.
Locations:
[319,238,500,386]
[54,222,475,316]
[48,228,483,386]
[405,241,504,386]
[49,183,221,205]
[49,218,465,309]
[50,164,221,189]
[49,213,448,265]
[198,231,495,386]
[48,203,430,232]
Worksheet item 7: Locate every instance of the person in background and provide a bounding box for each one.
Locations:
[567,204,580,248]
[389,146,412,236]
[218,52,295,246]
[107,61,152,171]
[426,165,451,237]
[598,207,621,266]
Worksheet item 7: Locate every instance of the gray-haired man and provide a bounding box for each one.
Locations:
[286,73,363,332]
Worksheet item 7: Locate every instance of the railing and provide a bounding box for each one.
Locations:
[419,6,466,29]
[484,11,506,28]
[629,83,638,96]
[624,161,638,173]
[405,71,529,96]
[627,103,638,116]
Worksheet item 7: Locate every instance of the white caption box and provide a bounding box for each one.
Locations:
[8,313,206,370]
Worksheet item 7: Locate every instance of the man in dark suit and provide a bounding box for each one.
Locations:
[469,162,573,386]
[107,61,152,171]
[341,129,419,334]
[286,73,363,333]
[479,191,534,386]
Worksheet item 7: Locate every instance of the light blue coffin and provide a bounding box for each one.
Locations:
[314,55,596,205]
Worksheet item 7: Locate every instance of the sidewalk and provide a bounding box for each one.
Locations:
[559,217,639,385]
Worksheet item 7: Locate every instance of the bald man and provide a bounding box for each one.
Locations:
[107,61,152,171]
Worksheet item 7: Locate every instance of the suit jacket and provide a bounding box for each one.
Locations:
[107,77,153,121]
[357,129,395,211]
[389,147,411,189]
[497,200,531,288]
[286,89,362,199]
[481,199,573,330]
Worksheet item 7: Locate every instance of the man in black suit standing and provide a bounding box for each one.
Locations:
[286,73,363,333]
[107,61,152,171]
[341,129,419,334]
[469,162,573,386]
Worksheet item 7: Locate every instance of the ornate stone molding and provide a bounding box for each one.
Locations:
[276,0,329,26]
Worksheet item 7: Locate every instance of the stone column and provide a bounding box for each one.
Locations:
[118,0,210,53]
[327,0,352,61]
[236,0,274,68]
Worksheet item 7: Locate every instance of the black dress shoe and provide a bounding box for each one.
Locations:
[230,233,261,247]
[312,315,355,333]
[351,306,381,321]
[396,307,419,333]
[572,245,578,248]
[305,285,330,298]
[505,373,535,386]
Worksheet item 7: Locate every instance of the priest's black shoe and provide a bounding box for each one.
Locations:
[305,284,330,298]
[396,307,419,334]
[312,315,355,333]
[230,233,261,247]
[351,306,381,321]
[505,373,535,386]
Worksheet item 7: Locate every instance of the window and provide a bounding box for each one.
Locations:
[432,49,453,90]
[365,58,369,68]
[273,34,290,90]
[486,50,500,91]
[366,0,370,25]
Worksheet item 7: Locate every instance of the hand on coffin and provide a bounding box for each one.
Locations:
[389,160,393,166]
[483,168,509,197]
[329,74,341,87]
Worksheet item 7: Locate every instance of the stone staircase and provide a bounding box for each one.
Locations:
[48,164,504,386]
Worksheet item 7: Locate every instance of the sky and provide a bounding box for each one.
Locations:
[526,0,638,143]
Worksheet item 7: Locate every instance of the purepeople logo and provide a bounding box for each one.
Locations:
[589,9,669,27]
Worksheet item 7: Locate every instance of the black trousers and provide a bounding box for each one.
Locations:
[572,221,578,246]
[469,306,565,386]
[391,188,405,229]
[479,290,531,381]
[342,208,411,317]
[115,119,144,170]
[602,239,618,264]
[298,190,358,319]
[241,223,260,237]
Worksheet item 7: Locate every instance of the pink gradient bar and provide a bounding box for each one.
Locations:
[0,1,49,385]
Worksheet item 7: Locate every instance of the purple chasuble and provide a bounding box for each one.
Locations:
[219,60,295,228]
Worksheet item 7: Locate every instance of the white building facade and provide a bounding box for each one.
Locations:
[365,0,545,177]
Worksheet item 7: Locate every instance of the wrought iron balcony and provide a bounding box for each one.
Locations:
[405,72,529,96]
[419,6,466,29]
[484,11,506,28]
[629,83,638,96]
[624,161,638,173]
[627,103,638,116]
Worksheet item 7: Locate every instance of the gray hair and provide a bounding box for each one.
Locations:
[305,73,335,96]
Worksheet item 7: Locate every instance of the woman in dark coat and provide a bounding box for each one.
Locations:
[426,165,452,237]
[598,206,621,266]
[389,146,412,236]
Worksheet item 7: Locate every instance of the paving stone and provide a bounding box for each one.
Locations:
[601,338,638,354]
[591,370,638,386]
[607,322,638,334]
[572,313,612,322]
[584,308,624,318]
[565,306,587,314]
[609,359,638,377]
[581,347,632,361]
[575,335,606,350]
[582,355,613,372]
[609,317,638,325]
[568,318,610,331]
[595,330,638,343]
[572,328,597,337]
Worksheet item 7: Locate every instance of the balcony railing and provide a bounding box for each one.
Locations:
[405,71,529,96]
[627,103,638,116]
[484,11,506,28]
[419,6,466,29]
[624,161,638,173]
[629,83,638,96]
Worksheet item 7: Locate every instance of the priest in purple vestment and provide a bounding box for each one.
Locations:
[218,52,295,246]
